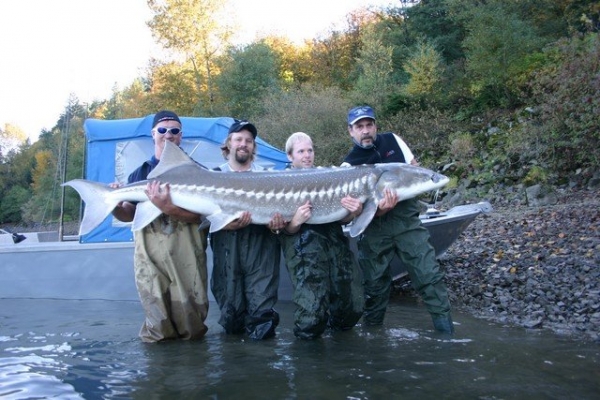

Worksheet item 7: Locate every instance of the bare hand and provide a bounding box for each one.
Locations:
[109,182,135,221]
[145,181,173,211]
[268,212,287,231]
[376,188,398,216]
[293,200,312,225]
[340,195,363,223]
[341,196,363,215]
[226,211,252,230]
[284,200,312,234]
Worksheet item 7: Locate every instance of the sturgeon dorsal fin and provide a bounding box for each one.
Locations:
[348,199,378,237]
[148,141,199,179]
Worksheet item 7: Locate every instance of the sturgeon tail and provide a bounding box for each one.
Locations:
[62,179,119,236]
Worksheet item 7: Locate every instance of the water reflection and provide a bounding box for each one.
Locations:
[1,298,598,399]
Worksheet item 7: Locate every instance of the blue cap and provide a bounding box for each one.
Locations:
[347,106,376,125]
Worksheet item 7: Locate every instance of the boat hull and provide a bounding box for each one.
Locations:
[0,202,491,301]
[391,202,491,280]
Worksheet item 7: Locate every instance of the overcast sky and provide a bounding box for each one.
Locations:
[0,0,395,142]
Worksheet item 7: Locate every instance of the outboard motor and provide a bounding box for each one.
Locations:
[12,232,27,244]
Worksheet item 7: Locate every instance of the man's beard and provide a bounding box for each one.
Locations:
[353,136,375,149]
[234,149,251,164]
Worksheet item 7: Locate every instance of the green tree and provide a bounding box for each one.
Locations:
[527,33,600,171]
[351,25,398,115]
[403,0,466,62]
[143,60,199,116]
[104,84,126,120]
[403,39,445,100]
[119,78,152,118]
[20,99,87,225]
[23,149,57,224]
[0,186,30,223]
[262,36,315,89]
[514,0,600,37]
[308,9,374,90]
[214,42,281,117]
[5,141,35,186]
[452,0,545,108]
[0,135,33,225]
[147,0,232,115]
[257,84,351,166]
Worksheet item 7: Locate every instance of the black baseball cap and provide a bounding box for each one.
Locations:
[228,119,257,138]
[152,110,181,128]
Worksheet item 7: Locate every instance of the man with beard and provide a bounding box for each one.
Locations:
[210,120,284,340]
[342,105,454,334]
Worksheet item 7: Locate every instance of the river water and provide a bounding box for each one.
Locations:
[1,297,598,399]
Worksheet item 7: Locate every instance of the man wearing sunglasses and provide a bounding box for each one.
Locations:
[111,110,210,343]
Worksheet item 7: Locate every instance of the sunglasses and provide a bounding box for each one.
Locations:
[155,127,181,135]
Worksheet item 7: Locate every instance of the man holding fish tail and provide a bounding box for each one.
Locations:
[112,110,209,343]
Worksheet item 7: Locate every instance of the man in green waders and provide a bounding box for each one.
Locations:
[279,132,364,339]
[342,106,454,334]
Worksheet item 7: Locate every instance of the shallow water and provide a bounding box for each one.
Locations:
[1,298,598,399]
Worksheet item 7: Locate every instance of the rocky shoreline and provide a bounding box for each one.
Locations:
[395,187,600,342]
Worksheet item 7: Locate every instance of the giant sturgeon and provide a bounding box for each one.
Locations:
[64,141,449,237]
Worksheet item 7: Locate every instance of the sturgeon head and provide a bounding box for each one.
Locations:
[373,163,449,202]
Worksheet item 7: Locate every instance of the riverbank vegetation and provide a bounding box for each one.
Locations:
[1,0,598,227]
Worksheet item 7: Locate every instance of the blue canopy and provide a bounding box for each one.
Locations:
[80,114,288,243]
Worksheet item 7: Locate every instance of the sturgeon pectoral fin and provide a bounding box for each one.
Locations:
[206,211,242,233]
[349,200,378,237]
[131,201,163,231]
[198,217,211,231]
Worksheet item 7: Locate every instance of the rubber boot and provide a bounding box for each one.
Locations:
[432,314,454,335]
[246,310,280,340]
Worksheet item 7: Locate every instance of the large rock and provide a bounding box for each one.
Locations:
[525,184,558,207]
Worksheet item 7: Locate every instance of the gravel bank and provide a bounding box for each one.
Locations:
[396,188,600,342]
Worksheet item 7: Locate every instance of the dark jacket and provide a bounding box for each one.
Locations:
[343,132,406,166]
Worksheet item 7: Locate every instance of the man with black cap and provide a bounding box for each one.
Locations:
[342,105,454,334]
[112,110,210,342]
[210,119,283,340]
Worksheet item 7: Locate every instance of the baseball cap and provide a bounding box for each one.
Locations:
[228,119,257,138]
[347,106,376,125]
[152,110,181,128]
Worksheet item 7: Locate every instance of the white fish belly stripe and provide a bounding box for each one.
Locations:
[170,178,373,202]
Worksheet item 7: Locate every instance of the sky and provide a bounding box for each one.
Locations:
[0,0,395,143]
